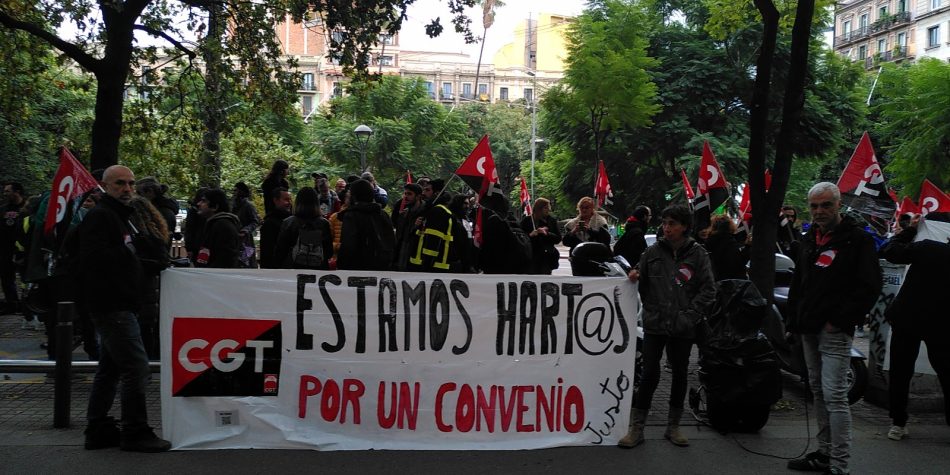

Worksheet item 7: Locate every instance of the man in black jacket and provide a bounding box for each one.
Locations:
[78,165,170,452]
[880,212,950,439]
[787,182,881,475]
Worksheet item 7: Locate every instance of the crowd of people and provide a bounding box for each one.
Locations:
[1,162,948,463]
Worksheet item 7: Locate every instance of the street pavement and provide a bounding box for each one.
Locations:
[2,269,948,474]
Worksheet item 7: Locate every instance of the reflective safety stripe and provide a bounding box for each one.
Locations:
[409,205,453,269]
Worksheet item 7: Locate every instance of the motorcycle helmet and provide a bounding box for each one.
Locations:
[570,242,614,276]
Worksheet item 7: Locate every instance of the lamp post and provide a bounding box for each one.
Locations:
[526,70,539,199]
[354,124,373,173]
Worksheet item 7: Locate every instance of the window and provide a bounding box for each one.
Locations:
[462,83,472,98]
[425,81,435,99]
[897,0,907,13]
[441,82,452,99]
[879,6,887,18]
[897,32,907,47]
[933,0,942,10]
[301,73,315,91]
[477,83,488,95]
[858,45,868,59]
[331,31,345,44]
[878,38,887,53]
[301,95,313,116]
[525,88,534,102]
[860,14,869,29]
[928,26,940,48]
[326,54,340,65]
[380,34,394,45]
[500,87,509,100]
[332,81,342,98]
[374,55,394,66]
[843,20,852,37]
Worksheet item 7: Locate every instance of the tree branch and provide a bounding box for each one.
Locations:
[0,10,100,73]
[134,24,197,58]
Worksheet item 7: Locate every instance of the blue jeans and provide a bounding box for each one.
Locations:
[802,329,852,474]
[86,311,151,433]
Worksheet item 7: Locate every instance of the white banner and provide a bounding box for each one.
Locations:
[160,269,638,450]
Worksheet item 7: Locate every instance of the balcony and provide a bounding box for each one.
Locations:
[836,26,869,46]
[864,46,909,68]
[870,11,912,33]
[300,83,316,91]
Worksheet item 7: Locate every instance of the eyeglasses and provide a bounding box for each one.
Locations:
[808,201,836,210]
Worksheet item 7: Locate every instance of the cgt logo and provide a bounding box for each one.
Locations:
[172,317,282,397]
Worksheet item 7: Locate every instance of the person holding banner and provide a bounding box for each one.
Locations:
[78,165,170,452]
[563,197,610,251]
[880,212,950,439]
[786,182,881,475]
[622,205,716,449]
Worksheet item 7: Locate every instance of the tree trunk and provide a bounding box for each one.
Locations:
[747,0,816,301]
[200,1,225,188]
[89,12,136,172]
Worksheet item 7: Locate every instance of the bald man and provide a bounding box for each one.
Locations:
[78,165,170,452]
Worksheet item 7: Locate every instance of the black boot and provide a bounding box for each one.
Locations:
[84,417,121,450]
[120,427,171,453]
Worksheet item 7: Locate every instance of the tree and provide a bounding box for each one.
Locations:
[873,59,950,197]
[0,0,480,172]
[307,76,473,193]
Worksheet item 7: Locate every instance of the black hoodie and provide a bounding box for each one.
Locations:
[78,194,144,313]
[196,212,242,268]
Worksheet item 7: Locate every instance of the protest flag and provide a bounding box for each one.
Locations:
[594,160,613,207]
[691,141,729,233]
[918,179,950,215]
[897,196,920,216]
[455,135,501,198]
[519,177,532,217]
[44,147,100,235]
[680,168,695,201]
[406,170,413,184]
[836,131,897,218]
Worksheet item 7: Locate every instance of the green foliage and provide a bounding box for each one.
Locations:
[308,76,474,195]
[703,0,836,40]
[0,28,95,194]
[871,59,950,197]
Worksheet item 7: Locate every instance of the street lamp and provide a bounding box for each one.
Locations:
[526,70,539,199]
[354,124,373,173]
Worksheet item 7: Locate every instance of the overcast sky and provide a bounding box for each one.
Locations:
[398,0,587,59]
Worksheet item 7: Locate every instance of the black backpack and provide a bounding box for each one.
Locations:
[291,219,325,268]
[502,213,533,270]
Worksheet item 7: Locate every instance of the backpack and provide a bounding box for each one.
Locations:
[367,214,395,270]
[504,214,533,269]
[292,219,325,268]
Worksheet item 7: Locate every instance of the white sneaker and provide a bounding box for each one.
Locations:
[887,424,908,440]
[31,318,43,331]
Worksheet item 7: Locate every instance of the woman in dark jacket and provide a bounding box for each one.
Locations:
[702,214,749,281]
[261,159,290,216]
[562,196,611,251]
[614,206,651,267]
[520,197,562,275]
[274,187,333,270]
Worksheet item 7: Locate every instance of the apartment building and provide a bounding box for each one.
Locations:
[274,12,572,116]
[834,0,950,68]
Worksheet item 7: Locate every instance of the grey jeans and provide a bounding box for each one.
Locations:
[802,328,853,474]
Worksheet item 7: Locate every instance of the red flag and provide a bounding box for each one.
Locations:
[919,179,950,215]
[44,148,99,235]
[836,131,896,218]
[594,160,613,207]
[691,141,729,232]
[519,177,532,216]
[455,135,501,198]
[680,168,695,201]
[406,170,412,184]
[738,183,751,222]
[473,207,484,248]
[897,196,920,216]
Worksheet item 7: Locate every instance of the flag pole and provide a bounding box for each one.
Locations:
[431,174,458,205]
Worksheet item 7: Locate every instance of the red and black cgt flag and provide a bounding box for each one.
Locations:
[836,131,897,218]
[172,318,282,397]
[691,141,729,233]
[44,147,100,235]
[919,179,950,216]
[455,135,501,198]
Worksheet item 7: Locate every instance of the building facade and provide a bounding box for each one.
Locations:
[833,0,950,68]
[274,12,572,116]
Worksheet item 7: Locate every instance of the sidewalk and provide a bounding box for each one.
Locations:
[2,307,948,474]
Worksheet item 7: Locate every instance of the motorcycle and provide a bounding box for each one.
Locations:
[763,253,869,405]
